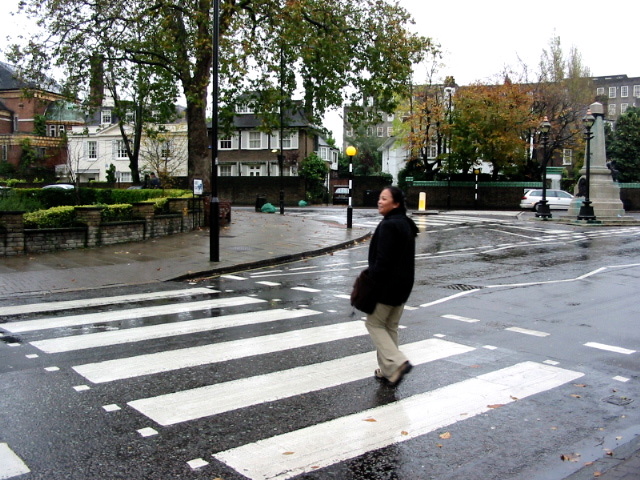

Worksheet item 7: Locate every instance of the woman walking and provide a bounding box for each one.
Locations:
[365,186,419,387]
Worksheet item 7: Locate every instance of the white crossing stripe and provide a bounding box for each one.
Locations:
[213,362,584,480]
[442,314,480,323]
[73,320,365,384]
[0,287,215,316]
[128,338,475,426]
[0,443,30,478]
[584,342,636,355]
[505,327,550,337]
[2,297,265,333]
[31,308,321,354]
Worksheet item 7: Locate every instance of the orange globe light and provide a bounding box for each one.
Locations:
[346,146,357,157]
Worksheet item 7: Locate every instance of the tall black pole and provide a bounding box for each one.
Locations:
[578,110,596,221]
[445,87,453,210]
[535,117,552,219]
[209,0,220,261]
[346,146,356,228]
[279,45,285,215]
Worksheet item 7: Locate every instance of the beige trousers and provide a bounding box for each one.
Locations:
[365,303,408,378]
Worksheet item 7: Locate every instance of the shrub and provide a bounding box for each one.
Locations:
[23,206,77,229]
[101,204,134,222]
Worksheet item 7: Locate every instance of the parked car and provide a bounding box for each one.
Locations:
[42,184,75,190]
[519,189,574,210]
[333,187,350,204]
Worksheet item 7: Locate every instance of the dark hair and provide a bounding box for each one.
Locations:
[382,185,407,213]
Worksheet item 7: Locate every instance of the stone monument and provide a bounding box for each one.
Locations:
[565,102,633,223]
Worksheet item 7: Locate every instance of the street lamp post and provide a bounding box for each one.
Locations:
[535,116,552,219]
[444,86,453,209]
[346,145,357,229]
[278,44,285,215]
[209,0,220,262]
[578,110,596,221]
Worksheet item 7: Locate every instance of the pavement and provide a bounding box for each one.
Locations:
[0,206,638,479]
[0,207,371,299]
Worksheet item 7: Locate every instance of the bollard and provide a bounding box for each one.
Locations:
[418,192,427,211]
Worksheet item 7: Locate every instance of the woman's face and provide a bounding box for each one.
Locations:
[377,188,400,216]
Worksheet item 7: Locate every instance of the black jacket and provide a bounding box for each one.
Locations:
[367,208,419,306]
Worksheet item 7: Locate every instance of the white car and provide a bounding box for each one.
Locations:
[519,189,574,210]
[42,184,75,190]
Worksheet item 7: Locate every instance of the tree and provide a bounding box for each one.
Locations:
[10,0,433,193]
[450,79,537,179]
[298,153,329,201]
[607,107,640,182]
[530,36,592,179]
[140,124,189,188]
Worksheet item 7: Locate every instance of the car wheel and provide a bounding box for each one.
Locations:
[532,203,539,212]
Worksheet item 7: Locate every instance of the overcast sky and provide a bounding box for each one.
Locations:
[4,0,638,146]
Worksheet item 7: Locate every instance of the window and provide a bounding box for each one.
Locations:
[377,127,384,137]
[608,103,617,116]
[220,164,232,176]
[596,87,605,96]
[387,126,394,137]
[427,144,437,159]
[318,146,330,160]
[1,144,7,162]
[87,141,97,159]
[237,104,254,114]
[249,132,261,149]
[345,127,354,137]
[366,127,373,137]
[621,86,629,97]
[101,109,112,124]
[634,85,640,97]
[48,124,57,137]
[160,140,172,158]
[58,125,66,136]
[13,115,18,132]
[248,165,261,176]
[609,87,617,98]
[282,132,295,149]
[562,149,573,165]
[118,171,131,182]
[219,136,232,149]
[116,140,128,159]
[387,113,395,122]
[125,110,135,123]
[621,103,629,114]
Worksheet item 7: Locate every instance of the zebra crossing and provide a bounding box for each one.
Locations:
[0,282,586,479]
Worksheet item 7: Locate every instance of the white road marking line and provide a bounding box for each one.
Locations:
[137,427,157,437]
[249,268,351,279]
[0,443,30,479]
[221,274,247,281]
[256,281,281,286]
[31,308,318,353]
[3,297,265,333]
[73,320,365,384]
[420,290,480,308]
[334,294,350,299]
[584,342,636,355]
[213,362,584,480]
[103,404,121,412]
[505,327,550,337]
[291,287,321,293]
[73,385,90,392]
[613,376,630,382]
[128,338,475,426]
[187,458,209,470]
[544,360,560,366]
[0,287,216,316]
[442,314,480,323]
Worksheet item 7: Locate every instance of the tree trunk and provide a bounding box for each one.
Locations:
[186,96,211,194]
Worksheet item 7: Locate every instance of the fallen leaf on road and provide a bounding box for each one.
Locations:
[363,418,377,422]
[487,404,504,409]
[560,453,581,462]
[439,432,451,439]
[282,452,295,455]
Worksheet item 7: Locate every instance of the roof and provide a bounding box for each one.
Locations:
[0,61,62,93]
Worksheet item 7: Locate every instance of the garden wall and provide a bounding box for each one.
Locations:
[0,198,205,256]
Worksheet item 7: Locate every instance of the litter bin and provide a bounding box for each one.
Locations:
[255,195,267,212]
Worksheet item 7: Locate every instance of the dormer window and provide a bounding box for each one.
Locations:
[236,104,254,114]
[101,109,112,124]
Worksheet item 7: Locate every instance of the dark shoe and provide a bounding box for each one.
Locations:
[374,368,387,381]
[387,361,412,387]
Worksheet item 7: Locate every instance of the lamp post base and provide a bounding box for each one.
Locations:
[535,201,552,219]
[347,205,353,229]
[577,200,596,221]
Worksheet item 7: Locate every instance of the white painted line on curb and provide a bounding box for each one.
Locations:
[584,342,636,355]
